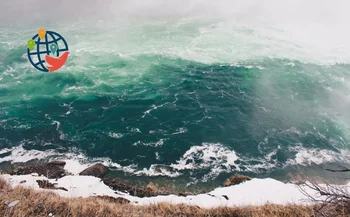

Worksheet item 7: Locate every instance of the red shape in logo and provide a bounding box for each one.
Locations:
[45,52,69,72]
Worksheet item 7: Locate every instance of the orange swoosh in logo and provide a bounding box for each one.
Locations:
[45,52,69,72]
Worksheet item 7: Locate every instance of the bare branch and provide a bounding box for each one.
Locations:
[298,174,350,216]
[324,168,350,172]
[323,165,350,173]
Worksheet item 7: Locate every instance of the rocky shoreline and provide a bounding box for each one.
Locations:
[1,160,252,200]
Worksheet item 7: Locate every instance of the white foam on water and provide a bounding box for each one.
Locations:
[155,152,160,160]
[172,127,188,135]
[51,121,65,140]
[168,143,241,181]
[108,132,124,139]
[60,154,139,175]
[0,145,57,163]
[64,158,139,176]
[0,145,129,175]
[237,148,281,174]
[134,164,181,178]
[129,127,142,134]
[171,143,239,170]
[287,146,350,166]
[0,145,171,177]
[0,147,13,155]
[0,143,238,179]
[132,139,165,147]
[2,143,350,180]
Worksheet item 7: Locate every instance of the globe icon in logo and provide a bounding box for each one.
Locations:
[27,30,69,72]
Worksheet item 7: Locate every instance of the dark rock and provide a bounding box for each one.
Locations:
[36,180,68,191]
[19,180,26,184]
[79,163,107,178]
[47,161,66,166]
[178,192,189,197]
[102,178,156,198]
[223,174,252,187]
[154,165,162,173]
[56,187,68,191]
[96,196,130,204]
[222,195,229,200]
[146,182,158,193]
[102,179,204,198]
[37,180,55,189]
[9,162,66,179]
[103,178,136,195]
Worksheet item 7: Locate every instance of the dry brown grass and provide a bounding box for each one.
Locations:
[0,178,341,217]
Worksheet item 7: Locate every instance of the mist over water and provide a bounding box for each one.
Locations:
[0,0,350,185]
[3,0,350,24]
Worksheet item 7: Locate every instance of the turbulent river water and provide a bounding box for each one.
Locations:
[0,0,349,187]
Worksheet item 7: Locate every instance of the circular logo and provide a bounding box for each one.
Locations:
[27,29,69,72]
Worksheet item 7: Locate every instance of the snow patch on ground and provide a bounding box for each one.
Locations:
[1,174,340,208]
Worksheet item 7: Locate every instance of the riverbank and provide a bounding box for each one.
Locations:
[0,177,319,217]
[0,160,322,207]
[1,160,349,216]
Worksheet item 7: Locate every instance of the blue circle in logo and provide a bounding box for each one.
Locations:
[27,31,69,72]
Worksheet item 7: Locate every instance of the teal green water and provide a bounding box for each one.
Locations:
[0,19,350,185]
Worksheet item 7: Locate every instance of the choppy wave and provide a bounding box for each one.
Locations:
[286,146,350,166]
[170,143,239,170]
[2,140,350,183]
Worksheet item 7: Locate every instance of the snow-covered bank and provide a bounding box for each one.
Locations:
[1,173,344,208]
